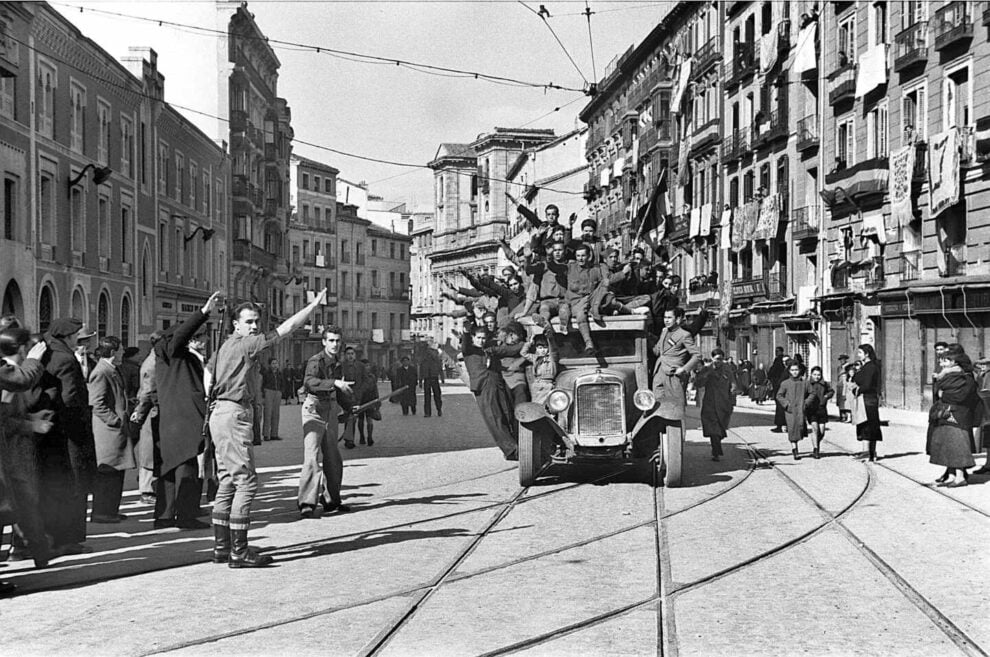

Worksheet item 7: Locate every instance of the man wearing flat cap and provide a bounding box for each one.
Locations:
[567,218,603,265]
[43,318,98,553]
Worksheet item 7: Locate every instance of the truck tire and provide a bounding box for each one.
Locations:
[518,425,548,486]
[662,422,683,487]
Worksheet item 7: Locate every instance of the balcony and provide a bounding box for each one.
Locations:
[827,64,856,106]
[693,36,721,78]
[767,270,787,300]
[762,109,789,144]
[230,109,248,133]
[777,19,792,54]
[822,157,889,212]
[232,239,277,273]
[390,289,409,301]
[934,1,973,50]
[340,289,353,300]
[796,115,819,152]
[725,43,757,89]
[791,205,819,241]
[355,287,366,299]
[691,117,721,153]
[944,244,967,277]
[896,251,921,282]
[370,288,383,299]
[894,21,929,72]
[723,128,752,162]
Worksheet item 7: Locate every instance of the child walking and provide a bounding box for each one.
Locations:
[775,361,810,460]
[805,366,834,459]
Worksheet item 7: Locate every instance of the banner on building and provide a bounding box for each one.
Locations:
[855,44,888,98]
[929,128,960,218]
[677,132,692,186]
[671,56,693,113]
[699,203,713,236]
[759,26,778,73]
[888,144,916,228]
[794,24,817,75]
[741,200,760,243]
[720,207,733,250]
[754,194,780,241]
[689,206,702,238]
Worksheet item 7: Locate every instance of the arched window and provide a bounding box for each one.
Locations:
[38,285,54,334]
[98,291,109,338]
[71,287,85,323]
[2,280,23,319]
[120,295,131,346]
[142,245,151,298]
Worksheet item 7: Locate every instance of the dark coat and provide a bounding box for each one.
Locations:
[118,357,142,402]
[776,377,810,443]
[394,365,418,404]
[89,359,135,471]
[43,336,90,410]
[155,310,210,474]
[696,362,734,439]
[0,358,45,524]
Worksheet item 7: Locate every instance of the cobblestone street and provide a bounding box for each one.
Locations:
[1,383,987,656]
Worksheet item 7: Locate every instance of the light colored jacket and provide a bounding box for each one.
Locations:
[89,359,136,471]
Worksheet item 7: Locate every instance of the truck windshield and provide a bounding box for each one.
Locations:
[555,331,638,359]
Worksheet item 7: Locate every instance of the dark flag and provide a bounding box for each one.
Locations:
[634,167,669,252]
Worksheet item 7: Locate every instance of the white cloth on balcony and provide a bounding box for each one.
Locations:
[720,207,733,249]
[795,24,817,74]
[860,211,887,244]
[599,167,610,188]
[855,44,887,97]
[671,57,693,113]
[888,144,916,228]
[638,107,653,129]
[699,203,713,236]
[689,207,702,238]
[929,129,960,218]
[754,194,780,241]
[613,157,625,179]
[759,28,778,74]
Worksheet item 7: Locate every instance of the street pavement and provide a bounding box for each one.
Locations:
[1,383,988,656]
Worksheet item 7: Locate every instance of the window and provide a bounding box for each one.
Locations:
[902,82,928,144]
[325,178,333,194]
[120,296,131,347]
[175,152,185,202]
[866,101,889,158]
[729,177,739,207]
[371,312,378,328]
[142,246,151,297]
[98,195,110,259]
[357,311,364,328]
[203,172,210,214]
[314,175,321,191]
[120,202,133,265]
[159,221,168,272]
[302,204,309,222]
[390,242,396,259]
[837,13,856,63]
[98,292,109,338]
[38,285,54,334]
[70,186,84,252]
[400,244,405,260]
[70,82,86,153]
[342,310,349,328]
[39,170,54,244]
[837,117,855,168]
[190,162,198,209]
[158,142,169,191]
[174,227,182,274]
[36,60,56,138]
[943,62,972,130]
[2,177,15,241]
[292,244,300,263]
[120,116,134,179]
[0,77,13,120]
[97,100,111,166]
[302,172,309,190]
[903,0,928,27]
[868,1,887,46]
[371,239,377,255]
[303,239,309,260]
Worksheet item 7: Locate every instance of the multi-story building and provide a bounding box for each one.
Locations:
[285,155,338,363]
[0,3,228,348]
[409,210,437,341]
[224,4,293,347]
[817,0,990,411]
[426,128,556,349]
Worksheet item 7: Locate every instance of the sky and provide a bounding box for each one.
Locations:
[53,0,672,209]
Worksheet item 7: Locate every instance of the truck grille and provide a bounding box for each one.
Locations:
[575,382,624,435]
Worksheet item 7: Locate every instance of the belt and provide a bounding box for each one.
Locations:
[216,398,249,405]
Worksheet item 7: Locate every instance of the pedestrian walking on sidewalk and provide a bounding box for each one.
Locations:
[776,361,810,460]
[297,325,353,518]
[394,357,418,415]
[930,350,977,487]
[695,348,734,462]
[851,344,883,462]
[805,366,834,459]
[207,290,326,568]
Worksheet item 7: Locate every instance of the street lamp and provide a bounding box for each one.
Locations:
[184,225,216,243]
[67,164,112,193]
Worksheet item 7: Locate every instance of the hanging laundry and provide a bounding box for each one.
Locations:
[754,194,780,241]
[671,57,693,113]
[741,200,760,242]
[689,206,702,238]
[720,207,733,250]
[599,167,610,188]
[888,144,916,228]
[631,137,640,168]
[855,44,888,98]
[677,132,692,186]
[794,24,817,75]
[759,27,778,74]
[699,203,713,236]
[860,211,887,244]
[612,157,625,179]
[929,128,960,218]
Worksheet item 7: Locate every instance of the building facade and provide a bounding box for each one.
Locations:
[0,3,229,349]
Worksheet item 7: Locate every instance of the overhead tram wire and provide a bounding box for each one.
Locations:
[52,2,585,94]
[517,1,590,88]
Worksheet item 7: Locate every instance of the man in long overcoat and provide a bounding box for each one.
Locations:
[394,356,418,415]
[153,293,221,529]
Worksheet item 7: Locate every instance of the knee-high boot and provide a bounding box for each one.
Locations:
[228,529,273,568]
[212,523,231,563]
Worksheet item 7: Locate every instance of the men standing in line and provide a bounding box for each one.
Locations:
[260,358,282,441]
[207,289,327,568]
[420,346,444,418]
[298,325,352,518]
[43,319,98,555]
[153,292,222,530]
[394,356,418,416]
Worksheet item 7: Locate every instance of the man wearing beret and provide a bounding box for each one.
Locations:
[43,318,98,554]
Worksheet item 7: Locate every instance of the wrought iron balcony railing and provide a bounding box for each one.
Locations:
[894,21,929,72]
[796,115,819,151]
[934,1,973,50]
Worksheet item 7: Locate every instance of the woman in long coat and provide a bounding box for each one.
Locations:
[750,362,769,403]
[695,349,735,461]
[851,343,883,461]
[775,362,809,459]
[930,351,977,487]
[89,337,135,523]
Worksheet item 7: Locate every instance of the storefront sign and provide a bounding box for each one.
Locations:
[881,288,990,316]
[751,313,783,325]
[732,280,766,299]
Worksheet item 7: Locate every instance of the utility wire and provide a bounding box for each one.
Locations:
[6,31,584,195]
[52,2,584,93]
[517,1,589,85]
[584,0,598,82]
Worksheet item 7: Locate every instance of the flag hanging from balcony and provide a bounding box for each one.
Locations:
[720,207,733,250]
[854,44,888,98]
[671,57,693,113]
[929,129,960,218]
[634,168,669,249]
[795,24,817,74]
[759,27,778,74]
[888,144,916,228]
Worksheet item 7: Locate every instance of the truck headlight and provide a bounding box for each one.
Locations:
[546,390,571,413]
[633,389,656,411]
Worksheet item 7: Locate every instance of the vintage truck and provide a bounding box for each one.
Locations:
[514,313,684,487]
